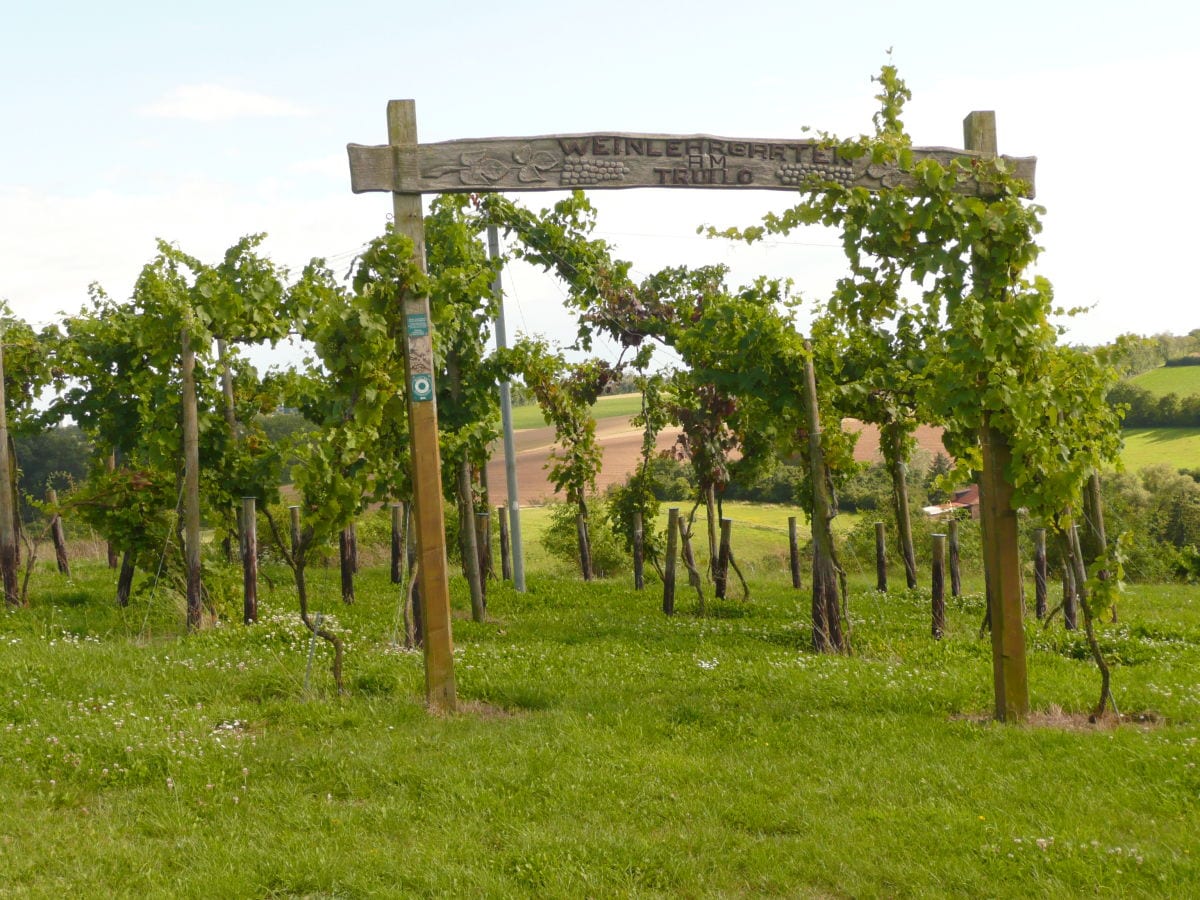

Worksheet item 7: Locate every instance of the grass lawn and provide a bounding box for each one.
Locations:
[1129,365,1200,398]
[517,501,866,581]
[1120,428,1200,472]
[508,391,645,430]
[1,542,1197,897]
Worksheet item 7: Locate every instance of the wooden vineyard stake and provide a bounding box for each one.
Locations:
[788,516,801,590]
[47,488,70,577]
[339,527,355,604]
[715,517,732,600]
[105,451,118,568]
[931,533,946,639]
[948,518,962,598]
[677,514,705,615]
[390,503,403,584]
[1063,560,1078,631]
[498,505,512,582]
[632,511,645,590]
[875,522,887,593]
[181,319,203,630]
[0,337,16,605]
[1034,528,1048,619]
[663,507,679,616]
[966,111,1029,723]
[241,497,258,624]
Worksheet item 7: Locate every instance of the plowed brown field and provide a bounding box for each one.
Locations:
[486,417,948,505]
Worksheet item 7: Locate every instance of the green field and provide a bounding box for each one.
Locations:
[1120,428,1200,472]
[507,391,645,430]
[1,540,1197,896]
[518,501,864,580]
[1129,365,1200,397]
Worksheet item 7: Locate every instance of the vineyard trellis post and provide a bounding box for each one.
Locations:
[965,111,1030,722]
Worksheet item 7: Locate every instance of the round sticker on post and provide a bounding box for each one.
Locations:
[411,374,434,402]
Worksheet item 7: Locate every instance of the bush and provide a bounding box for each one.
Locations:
[540,501,628,578]
[605,473,663,569]
[723,463,801,504]
[646,455,697,502]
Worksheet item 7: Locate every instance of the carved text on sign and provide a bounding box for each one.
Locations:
[347,132,1036,198]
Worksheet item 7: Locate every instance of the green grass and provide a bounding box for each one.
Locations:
[508,391,646,430]
[1,548,1197,896]
[1129,365,1200,398]
[1120,428,1200,472]
[518,500,864,580]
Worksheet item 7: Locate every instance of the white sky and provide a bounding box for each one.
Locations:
[2,0,1196,366]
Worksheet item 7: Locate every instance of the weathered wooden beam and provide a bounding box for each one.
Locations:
[349,133,1035,197]
[386,100,457,713]
[968,110,1030,723]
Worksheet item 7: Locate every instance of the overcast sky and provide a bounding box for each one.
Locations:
[3,0,1195,365]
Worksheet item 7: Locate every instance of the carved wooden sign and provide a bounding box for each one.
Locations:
[348,132,1036,198]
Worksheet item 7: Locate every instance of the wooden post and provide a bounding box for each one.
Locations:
[804,346,843,653]
[217,338,239,563]
[931,533,946,639]
[339,527,355,604]
[1063,560,1078,631]
[390,503,403,584]
[1081,472,1113,621]
[1033,527,1048,619]
[0,338,18,606]
[678,514,705,616]
[632,510,645,590]
[47,488,70,577]
[874,522,888,593]
[788,516,801,590]
[663,507,678,616]
[181,321,203,631]
[408,537,423,648]
[966,111,1028,722]
[241,497,258,624]
[948,518,962,598]
[715,517,732,600]
[704,483,719,581]
[476,511,492,582]
[457,459,485,619]
[288,505,301,560]
[497,505,512,581]
[116,551,135,607]
[576,510,593,581]
[105,451,119,569]
[388,100,455,710]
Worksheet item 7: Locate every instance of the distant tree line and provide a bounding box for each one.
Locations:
[1103,330,1200,378]
[1108,382,1200,428]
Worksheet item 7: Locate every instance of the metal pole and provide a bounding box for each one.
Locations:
[488,224,526,591]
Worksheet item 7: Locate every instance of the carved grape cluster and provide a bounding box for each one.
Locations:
[561,159,631,185]
[775,163,856,187]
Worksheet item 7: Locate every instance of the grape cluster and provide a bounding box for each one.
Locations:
[775,162,856,187]
[561,159,631,185]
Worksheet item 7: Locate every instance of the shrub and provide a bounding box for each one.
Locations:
[540,501,628,578]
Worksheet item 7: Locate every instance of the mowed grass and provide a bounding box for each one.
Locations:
[1120,428,1200,472]
[1,548,1198,896]
[507,391,646,430]
[1129,364,1200,398]
[518,501,865,580]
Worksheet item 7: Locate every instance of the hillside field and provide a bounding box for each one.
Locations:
[1129,365,1200,398]
[1120,428,1200,472]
